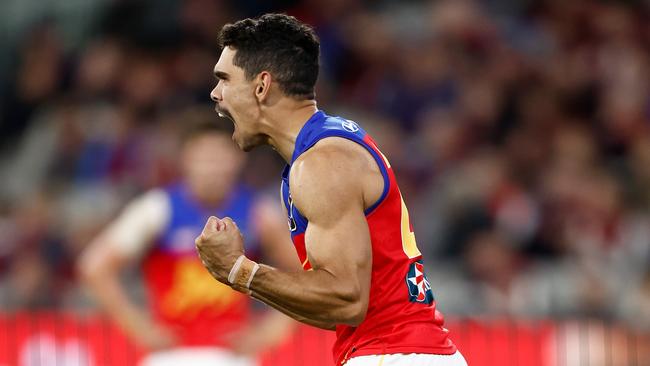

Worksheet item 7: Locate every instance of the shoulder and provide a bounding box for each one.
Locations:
[132,188,170,213]
[100,188,171,257]
[113,188,171,232]
[289,138,372,218]
[294,136,374,173]
[291,137,370,190]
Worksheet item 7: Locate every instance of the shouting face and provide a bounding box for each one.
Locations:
[210,47,267,152]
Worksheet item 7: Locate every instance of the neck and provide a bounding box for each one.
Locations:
[263,99,318,163]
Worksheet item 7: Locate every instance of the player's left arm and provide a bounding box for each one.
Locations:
[196,141,373,330]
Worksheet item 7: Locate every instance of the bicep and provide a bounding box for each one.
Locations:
[304,205,371,279]
[291,151,373,287]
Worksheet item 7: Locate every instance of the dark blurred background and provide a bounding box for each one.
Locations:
[0,0,649,364]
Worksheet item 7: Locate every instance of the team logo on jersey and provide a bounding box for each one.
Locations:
[405,260,434,304]
[341,120,359,133]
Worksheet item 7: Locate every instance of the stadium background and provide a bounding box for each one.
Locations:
[1,0,649,364]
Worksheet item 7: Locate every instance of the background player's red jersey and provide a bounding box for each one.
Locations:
[142,184,259,346]
[281,111,457,364]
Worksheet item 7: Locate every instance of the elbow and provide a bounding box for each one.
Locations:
[332,290,368,327]
[342,300,367,327]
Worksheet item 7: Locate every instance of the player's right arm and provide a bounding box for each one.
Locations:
[247,141,375,329]
[77,189,175,350]
[196,138,380,330]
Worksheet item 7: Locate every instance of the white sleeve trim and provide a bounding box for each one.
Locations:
[103,189,171,258]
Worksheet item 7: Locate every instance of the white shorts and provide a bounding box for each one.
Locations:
[344,351,467,366]
[139,347,257,366]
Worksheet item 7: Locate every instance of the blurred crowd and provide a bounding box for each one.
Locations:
[0,0,649,330]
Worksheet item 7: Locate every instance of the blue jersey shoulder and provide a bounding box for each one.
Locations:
[282,111,380,237]
[290,111,369,164]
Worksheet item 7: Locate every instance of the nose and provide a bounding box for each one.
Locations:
[210,81,223,102]
[210,86,219,102]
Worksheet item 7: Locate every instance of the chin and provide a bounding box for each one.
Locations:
[236,134,265,152]
[231,133,247,151]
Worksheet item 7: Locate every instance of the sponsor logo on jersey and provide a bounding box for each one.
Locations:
[342,120,360,133]
[405,260,434,304]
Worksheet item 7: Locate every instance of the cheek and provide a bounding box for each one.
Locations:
[230,87,256,114]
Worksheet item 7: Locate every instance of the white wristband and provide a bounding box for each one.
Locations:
[246,263,260,289]
[227,255,246,284]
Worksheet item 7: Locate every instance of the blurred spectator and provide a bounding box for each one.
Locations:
[0,23,65,146]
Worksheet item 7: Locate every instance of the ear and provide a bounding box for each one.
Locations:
[254,71,272,102]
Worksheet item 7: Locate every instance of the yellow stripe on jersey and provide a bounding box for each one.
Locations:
[400,195,422,259]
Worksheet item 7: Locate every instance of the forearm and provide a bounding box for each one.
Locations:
[252,290,336,330]
[195,216,368,328]
[246,265,363,328]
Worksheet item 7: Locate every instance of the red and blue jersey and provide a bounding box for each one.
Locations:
[281,111,457,364]
[142,183,260,346]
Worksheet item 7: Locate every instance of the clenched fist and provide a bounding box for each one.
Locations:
[195,216,245,283]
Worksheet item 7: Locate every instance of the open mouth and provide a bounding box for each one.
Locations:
[215,105,235,124]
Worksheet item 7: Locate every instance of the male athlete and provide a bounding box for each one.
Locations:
[196,14,467,365]
[79,120,295,366]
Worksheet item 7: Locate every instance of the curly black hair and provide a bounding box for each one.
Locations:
[218,13,320,99]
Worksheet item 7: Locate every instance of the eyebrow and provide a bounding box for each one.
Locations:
[214,70,229,80]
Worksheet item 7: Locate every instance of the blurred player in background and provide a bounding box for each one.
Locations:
[78,118,296,366]
[196,14,466,366]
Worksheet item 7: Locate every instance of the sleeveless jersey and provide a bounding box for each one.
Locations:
[281,111,457,364]
[142,183,260,346]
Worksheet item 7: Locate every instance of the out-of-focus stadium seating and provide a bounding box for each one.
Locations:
[1,0,649,364]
